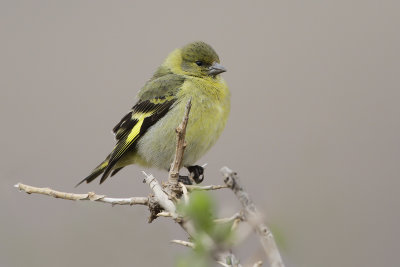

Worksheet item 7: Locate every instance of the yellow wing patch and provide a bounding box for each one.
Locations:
[149,96,175,105]
[101,96,176,183]
[126,115,147,143]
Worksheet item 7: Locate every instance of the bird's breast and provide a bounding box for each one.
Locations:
[135,76,230,170]
[179,76,230,165]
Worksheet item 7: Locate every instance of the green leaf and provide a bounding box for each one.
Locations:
[182,191,215,234]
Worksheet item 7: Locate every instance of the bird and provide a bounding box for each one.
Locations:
[76,41,230,186]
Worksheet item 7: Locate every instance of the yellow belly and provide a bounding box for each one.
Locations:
[128,75,230,170]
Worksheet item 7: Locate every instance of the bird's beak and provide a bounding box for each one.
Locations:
[208,62,227,76]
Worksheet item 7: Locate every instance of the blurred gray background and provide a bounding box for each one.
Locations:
[1,1,399,266]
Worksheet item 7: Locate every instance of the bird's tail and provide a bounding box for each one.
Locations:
[75,159,109,187]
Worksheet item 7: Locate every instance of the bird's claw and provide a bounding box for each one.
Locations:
[187,165,204,184]
[178,175,193,185]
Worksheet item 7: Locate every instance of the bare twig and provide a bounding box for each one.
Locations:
[186,184,228,191]
[142,171,177,217]
[214,212,244,224]
[14,183,148,206]
[142,172,199,237]
[215,212,244,231]
[168,98,192,185]
[171,240,195,248]
[179,182,189,204]
[142,173,240,266]
[157,211,173,218]
[221,167,285,267]
[14,102,246,267]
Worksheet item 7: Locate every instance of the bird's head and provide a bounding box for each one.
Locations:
[163,41,226,78]
[180,41,226,78]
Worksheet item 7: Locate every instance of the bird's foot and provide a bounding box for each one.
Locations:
[187,165,204,184]
[178,175,193,185]
[176,165,205,185]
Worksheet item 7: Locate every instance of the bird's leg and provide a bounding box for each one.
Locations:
[186,165,204,184]
[176,165,205,185]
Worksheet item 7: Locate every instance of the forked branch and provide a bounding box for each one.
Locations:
[13,99,285,267]
[221,166,285,267]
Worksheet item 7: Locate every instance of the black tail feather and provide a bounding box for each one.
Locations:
[99,164,114,184]
[75,160,108,187]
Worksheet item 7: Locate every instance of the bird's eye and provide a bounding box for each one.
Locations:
[195,61,203,66]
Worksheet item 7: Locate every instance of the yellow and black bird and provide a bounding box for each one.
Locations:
[77,41,230,186]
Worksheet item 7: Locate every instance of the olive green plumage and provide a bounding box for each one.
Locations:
[77,41,230,186]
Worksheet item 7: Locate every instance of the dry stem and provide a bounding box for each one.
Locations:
[142,171,177,217]
[171,240,195,248]
[186,184,228,191]
[221,167,285,267]
[214,212,244,224]
[168,98,192,185]
[13,101,260,267]
[14,183,148,206]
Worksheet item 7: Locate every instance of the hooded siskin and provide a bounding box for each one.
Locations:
[77,41,230,185]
